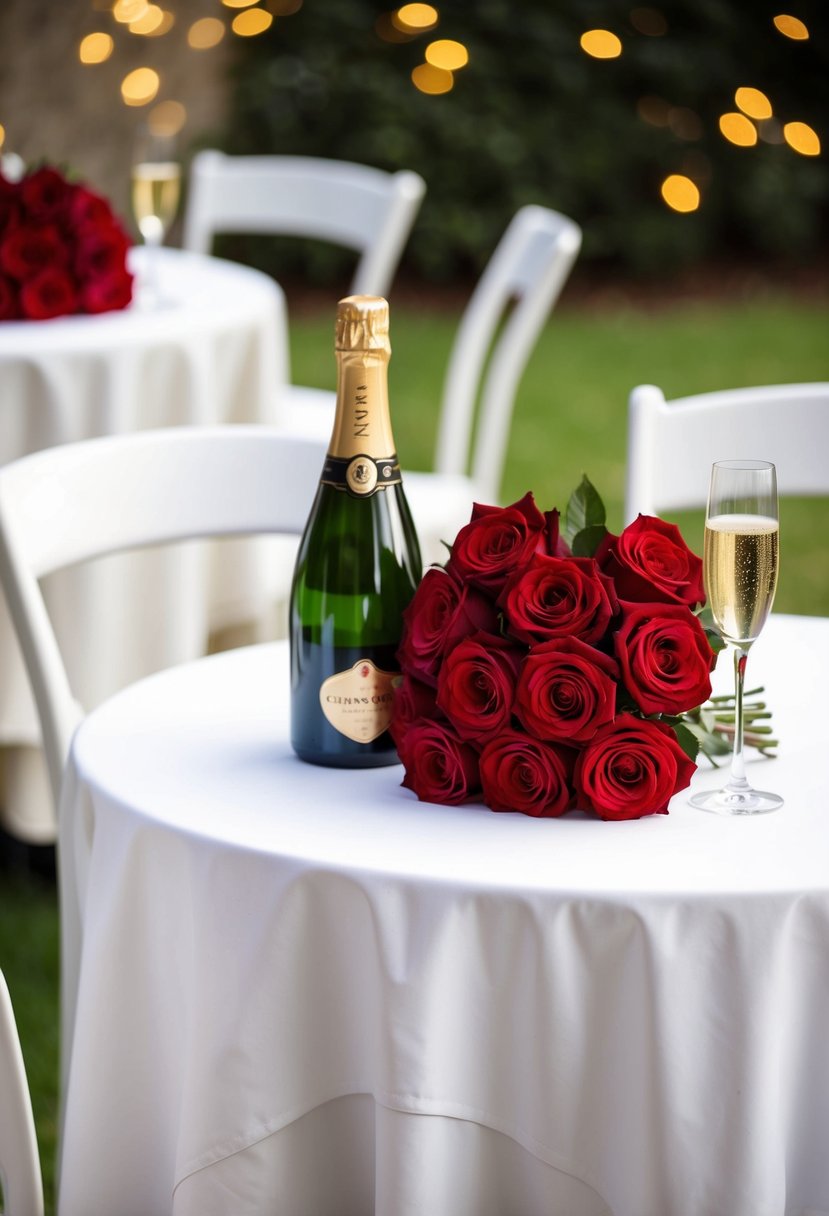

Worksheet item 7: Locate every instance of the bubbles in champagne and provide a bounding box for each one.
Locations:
[704,514,779,645]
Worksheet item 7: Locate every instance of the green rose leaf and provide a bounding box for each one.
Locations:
[672,720,701,762]
[563,476,606,546]
[571,524,609,558]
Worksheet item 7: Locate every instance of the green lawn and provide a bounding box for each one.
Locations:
[1,289,827,1214]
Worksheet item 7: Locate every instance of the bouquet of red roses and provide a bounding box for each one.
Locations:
[0,164,133,321]
[392,479,725,821]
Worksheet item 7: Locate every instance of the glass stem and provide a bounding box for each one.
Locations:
[727,645,750,791]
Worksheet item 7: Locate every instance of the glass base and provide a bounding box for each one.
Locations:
[689,787,783,815]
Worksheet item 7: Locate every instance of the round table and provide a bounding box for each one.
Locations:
[0,247,287,840]
[58,614,829,1216]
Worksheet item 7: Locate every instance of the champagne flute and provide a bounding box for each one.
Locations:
[130,127,181,306]
[690,459,782,814]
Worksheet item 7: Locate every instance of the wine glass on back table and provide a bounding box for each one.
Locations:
[690,459,782,815]
[131,129,180,305]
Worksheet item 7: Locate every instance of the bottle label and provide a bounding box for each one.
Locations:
[319,659,401,742]
[320,454,402,498]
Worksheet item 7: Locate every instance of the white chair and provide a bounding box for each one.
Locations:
[625,382,829,522]
[281,204,582,565]
[0,970,44,1216]
[0,425,326,1130]
[0,427,325,824]
[182,150,426,298]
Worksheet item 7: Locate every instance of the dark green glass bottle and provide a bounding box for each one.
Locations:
[289,296,422,767]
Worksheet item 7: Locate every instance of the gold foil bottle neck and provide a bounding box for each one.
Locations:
[335,295,390,354]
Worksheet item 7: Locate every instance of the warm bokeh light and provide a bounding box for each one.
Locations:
[129,3,164,34]
[188,17,225,48]
[232,7,273,35]
[223,0,259,7]
[784,121,821,156]
[637,95,670,126]
[121,67,160,106]
[580,29,622,59]
[661,175,700,213]
[735,87,772,120]
[148,99,187,136]
[411,62,453,94]
[395,4,438,31]
[113,0,148,23]
[773,13,809,39]
[425,39,468,70]
[668,107,703,141]
[79,32,114,63]
[719,112,758,147]
[0,124,5,150]
[630,7,667,36]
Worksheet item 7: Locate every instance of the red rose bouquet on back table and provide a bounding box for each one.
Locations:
[393,479,777,821]
[0,164,133,321]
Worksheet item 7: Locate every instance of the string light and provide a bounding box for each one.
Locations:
[719,112,757,147]
[148,100,187,135]
[112,0,148,23]
[231,7,273,35]
[783,121,821,156]
[411,62,453,94]
[129,4,165,35]
[580,30,622,59]
[425,39,468,70]
[79,32,114,63]
[120,66,160,106]
[661,175,700,213]
[188,17,225,49]
[773,14,808,39]
[395,4,438,32]
[734,88,772,120]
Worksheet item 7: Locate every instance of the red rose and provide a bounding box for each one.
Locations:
[515,637,618,743]
[0,274,20,320]
[74,224,130,282]
[398,567,499,687]
[614,601,715,715]
[499,554,618,645]
[20,268,78,320]
[399,719,480,805]
[542,508,571,557]
[446,491,546,594]
[479,730,574,817]
[436,632,522,744]
[574,714,696,820]
[390,674,440,745]
[20,167,72,222]
[596,515,705,608]
[69,185,117,231]
[80,268,133,315]
[0,223,67,281]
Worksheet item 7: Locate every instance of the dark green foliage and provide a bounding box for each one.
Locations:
[219,0,828,280]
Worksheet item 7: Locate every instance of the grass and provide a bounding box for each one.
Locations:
[0,288,827,1214]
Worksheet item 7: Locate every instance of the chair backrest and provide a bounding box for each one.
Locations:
[433,204,582,502]
[0,970,44,1216]
[625,382,829,522]
[0,426,325,819]
[182,151,426,297]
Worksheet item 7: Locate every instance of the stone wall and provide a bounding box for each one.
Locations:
[0,0,233,230]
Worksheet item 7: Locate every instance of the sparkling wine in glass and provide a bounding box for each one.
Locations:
[690,459,782,814]
[131,127,181,306]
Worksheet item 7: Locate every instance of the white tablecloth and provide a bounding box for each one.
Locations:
[58,614,829,1216]
[0,248,287,837]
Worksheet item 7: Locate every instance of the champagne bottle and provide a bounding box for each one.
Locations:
[290,295,422,767]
